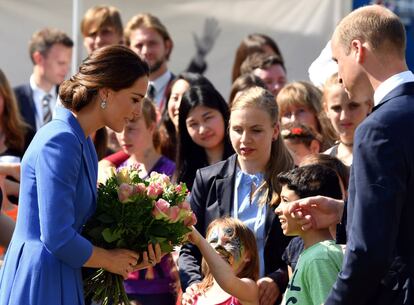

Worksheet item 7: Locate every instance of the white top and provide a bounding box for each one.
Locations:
[29,74,58,130]
[373,70,414,106]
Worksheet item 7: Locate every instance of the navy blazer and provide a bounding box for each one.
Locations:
[325,82,414,305]
[178,154,291,292]
[14,84,58,148]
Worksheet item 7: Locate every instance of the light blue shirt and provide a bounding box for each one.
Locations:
[232,167,267,277]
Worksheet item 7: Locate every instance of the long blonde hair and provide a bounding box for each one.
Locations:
[231,86,294,205]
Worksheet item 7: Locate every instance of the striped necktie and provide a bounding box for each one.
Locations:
[42,94,53,124]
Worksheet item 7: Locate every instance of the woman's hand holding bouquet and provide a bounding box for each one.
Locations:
[83,167,196,305]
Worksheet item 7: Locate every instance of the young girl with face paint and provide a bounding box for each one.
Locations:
[187,217,259,305]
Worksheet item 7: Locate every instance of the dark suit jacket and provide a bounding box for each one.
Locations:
[14,84,37,147]
[178,154,291,292]
[325,82,414,305]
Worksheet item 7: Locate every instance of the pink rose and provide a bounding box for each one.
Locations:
[152,198,170,220]
[183,213,197,226]
[168,206,181,223]
[159,174,170,184]
[175,184,183,193]
[118,183,134,203]
[178,201,191,211]
[134,183,146,194]
[147,182,163,198]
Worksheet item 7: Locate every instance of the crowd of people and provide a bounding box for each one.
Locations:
[0,3,413,305]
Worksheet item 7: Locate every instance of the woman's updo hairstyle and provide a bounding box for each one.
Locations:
[59,45,149,112]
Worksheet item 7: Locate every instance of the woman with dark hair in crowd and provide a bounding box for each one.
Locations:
[161,72,214,160]
[175,84,233,190]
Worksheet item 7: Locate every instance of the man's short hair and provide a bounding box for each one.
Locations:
[240,53,285,75]
[80,5,123,38]
[124,13,173,59]
[29,27,73,64]
[335,4,406,58]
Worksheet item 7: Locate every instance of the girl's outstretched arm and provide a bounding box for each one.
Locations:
[188,227,259,305]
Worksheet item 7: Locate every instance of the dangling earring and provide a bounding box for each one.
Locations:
[100,99,107,109]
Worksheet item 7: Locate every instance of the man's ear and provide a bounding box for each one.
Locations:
[32,51,44,66]
[165,39,173,60]
[351,39,365,64]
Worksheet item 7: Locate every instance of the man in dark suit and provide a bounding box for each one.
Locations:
[14,28,73,146]
[289,4,414,305]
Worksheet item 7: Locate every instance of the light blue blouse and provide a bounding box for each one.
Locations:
[232,167,267,277]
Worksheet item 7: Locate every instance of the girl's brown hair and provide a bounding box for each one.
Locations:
[0,69,29,152]
[198,217,259,293]
[231,86,294,205]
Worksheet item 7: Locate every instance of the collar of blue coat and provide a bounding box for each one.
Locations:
[54,105,88,144]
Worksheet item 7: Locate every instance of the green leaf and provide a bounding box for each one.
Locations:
[97,213,115,224]
[160,243,173,253]
[86,226,105,241]
[148,225,169,236]
[102,228,121,243]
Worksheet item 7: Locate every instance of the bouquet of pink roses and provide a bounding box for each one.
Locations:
[83,167,196,305]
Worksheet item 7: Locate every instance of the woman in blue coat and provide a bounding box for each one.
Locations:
[0,45,161,305]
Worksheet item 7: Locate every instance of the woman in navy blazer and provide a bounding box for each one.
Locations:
[0,45,160,305]
[179,87,294,305]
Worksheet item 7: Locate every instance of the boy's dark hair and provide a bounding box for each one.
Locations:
[277,164,342,200]
[240,53,285,75]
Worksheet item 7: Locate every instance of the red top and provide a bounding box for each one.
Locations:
[104,150,129,166]
[193,295,242,305]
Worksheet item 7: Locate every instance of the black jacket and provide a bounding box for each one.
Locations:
[178,154,291,293]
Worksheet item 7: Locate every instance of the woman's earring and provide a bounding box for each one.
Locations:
[100,99,107,109]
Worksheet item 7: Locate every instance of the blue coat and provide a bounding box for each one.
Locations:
[325,82,414,304]
[0,106,97,305]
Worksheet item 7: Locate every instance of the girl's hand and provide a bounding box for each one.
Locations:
[257,277,279,305]
[182,282,201,305]
[186,226,202,246]
[132,243,163,271]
